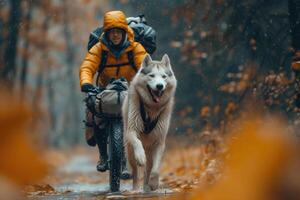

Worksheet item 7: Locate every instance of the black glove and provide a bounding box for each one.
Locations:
[85,94,97,112]
[81,83,95,93]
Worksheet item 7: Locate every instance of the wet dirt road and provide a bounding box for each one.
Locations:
[26,147,178,200]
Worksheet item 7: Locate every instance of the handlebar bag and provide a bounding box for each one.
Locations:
[95,79,128,115]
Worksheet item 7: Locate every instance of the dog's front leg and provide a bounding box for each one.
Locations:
[127,144,139,190]
[148,142,165,191]
[143,149,153,192]
[126,130,146,190]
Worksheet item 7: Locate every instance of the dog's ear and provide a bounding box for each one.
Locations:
[161,54,170,67]
[162,54,174,76]
[142,54,152,68]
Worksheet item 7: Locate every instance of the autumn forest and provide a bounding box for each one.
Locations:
[0,0,300,199]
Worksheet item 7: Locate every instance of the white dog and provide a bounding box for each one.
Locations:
[122,54,177,191]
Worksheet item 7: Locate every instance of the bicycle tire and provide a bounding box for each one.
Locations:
[108,119,123,192]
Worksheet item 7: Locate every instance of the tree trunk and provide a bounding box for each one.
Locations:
[32,15,50,108]
[62,0,81,145]
[289,0,300,51]
[20,0,33,94]
[1,0,22,83]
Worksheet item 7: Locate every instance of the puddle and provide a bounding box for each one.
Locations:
[54,182,132,194]
[60,155,95,173]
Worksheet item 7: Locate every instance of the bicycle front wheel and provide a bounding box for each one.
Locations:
[108,119,123,192]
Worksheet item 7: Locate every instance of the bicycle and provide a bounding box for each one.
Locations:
[86,78,129,192]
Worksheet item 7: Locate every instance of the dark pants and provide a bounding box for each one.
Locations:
[94,123,108,161]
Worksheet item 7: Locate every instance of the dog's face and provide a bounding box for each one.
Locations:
[135,54,177,105]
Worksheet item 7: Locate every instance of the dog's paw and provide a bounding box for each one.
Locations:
[148,172,159,191]
[134,149,146,166]
[143,184,151,193]
[133,184,140,191]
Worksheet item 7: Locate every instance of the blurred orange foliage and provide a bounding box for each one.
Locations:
[225,102,237,116]
[0,91,48,186]
[200,106,211,118]
[179,115,297,200]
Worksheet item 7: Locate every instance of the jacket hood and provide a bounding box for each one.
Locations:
[102,11,134,44]
[101,33,130,58]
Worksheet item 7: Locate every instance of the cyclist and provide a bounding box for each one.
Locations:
[79,10,147,174]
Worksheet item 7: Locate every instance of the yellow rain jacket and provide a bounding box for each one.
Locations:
[79,11,147,87]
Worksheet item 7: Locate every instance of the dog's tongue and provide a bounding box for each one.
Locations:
[152,90,162,103]
[153,96,160,103]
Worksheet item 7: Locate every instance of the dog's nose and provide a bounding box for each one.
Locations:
[156,84,163,91]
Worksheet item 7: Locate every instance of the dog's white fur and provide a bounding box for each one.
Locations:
[122,54,177,191]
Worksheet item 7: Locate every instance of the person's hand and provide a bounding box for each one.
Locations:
[81,83,96,93]
[85,94,97,112]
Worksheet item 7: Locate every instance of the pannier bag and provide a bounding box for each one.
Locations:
[95,78,128,115]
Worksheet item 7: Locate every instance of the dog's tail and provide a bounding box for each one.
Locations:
[126,131,146,166]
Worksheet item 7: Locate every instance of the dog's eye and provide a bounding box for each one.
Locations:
[162,75,167,79]
[149,74,155,78]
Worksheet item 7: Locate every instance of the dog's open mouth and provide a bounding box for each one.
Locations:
[147,85,164,103]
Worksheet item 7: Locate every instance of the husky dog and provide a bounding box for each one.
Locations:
[122,54,177,191]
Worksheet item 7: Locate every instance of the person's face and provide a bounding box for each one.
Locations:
[108,28,123,45]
